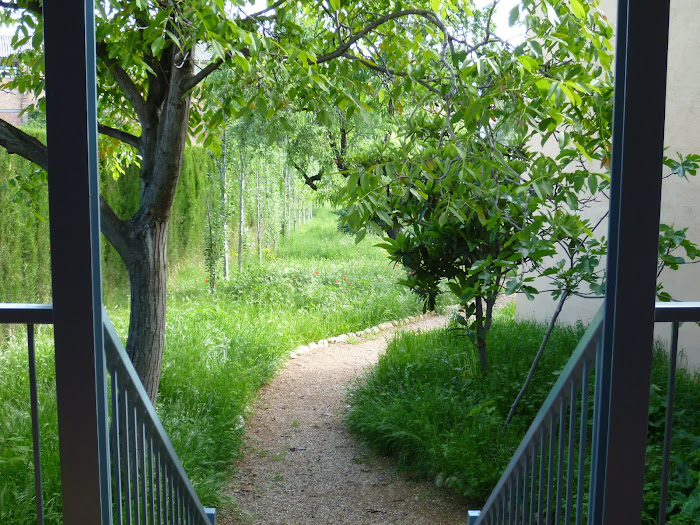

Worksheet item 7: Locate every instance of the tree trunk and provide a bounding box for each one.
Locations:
[256,162,262,262]
[238,148,245,272]
[221,124,229,281]
[474,296,489,374]
[122,219,169,402]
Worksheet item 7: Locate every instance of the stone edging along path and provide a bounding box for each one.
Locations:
[287,312,439,359]
[219,310,470,525]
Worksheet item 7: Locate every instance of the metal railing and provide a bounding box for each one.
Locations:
[0,303,54,525]
[471,302,700,524]
[0,303,215,525]
[103,311,214,525]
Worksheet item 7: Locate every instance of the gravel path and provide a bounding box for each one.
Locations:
[218,313,470,525]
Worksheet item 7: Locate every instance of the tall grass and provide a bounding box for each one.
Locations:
[346,303,700,522]
[0,207,430,522]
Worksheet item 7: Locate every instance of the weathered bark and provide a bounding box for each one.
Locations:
[122,220,169,400]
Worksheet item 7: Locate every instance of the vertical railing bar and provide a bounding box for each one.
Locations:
[529,446,536,525]
[111,370,124,525]
[162,455,169,525]
[538,427,546,525]
[515,467,521,524]
[547,414,556,525]
[566,381,578,523]
[155,450,162,525]
[122,387,133,525]
[555,399,566,523]
[26,324,45,525]
[500,492,505,525]
[148,434,155,525]
[510,476,516,525]
[522,453,529,524]
[170,468,176,525]
[589,336,604,525]
[139,418,147,525]
[576,361,591,525]
[130,403,141,523]
[658,321,680,525]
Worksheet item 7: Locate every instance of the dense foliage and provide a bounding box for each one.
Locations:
[0,129,214,305]
[347,306,700,522]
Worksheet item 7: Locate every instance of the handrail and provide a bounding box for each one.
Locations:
[0,303,54,525]
[0,303,54,324]
[471,301,700,525]
[103,310,214,525]
[1,303,214,525]
[473,306,604,524]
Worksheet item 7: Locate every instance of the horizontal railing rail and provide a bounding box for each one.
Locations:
[0,303,213,525]
[103,311,215,525]
[0,303,54,525]
[471,302,700,525]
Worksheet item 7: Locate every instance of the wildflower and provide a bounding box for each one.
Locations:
[343,277,347,280]
[349,282,353,285]
[336,280,340,283]
[205,279,208,282]
[314,271,320,274]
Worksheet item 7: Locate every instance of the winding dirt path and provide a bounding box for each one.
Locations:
[218,314,470,525]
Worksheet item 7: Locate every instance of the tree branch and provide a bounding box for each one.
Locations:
[181,57,223,92]
[503,287,570,432]
[292,161,321,190]
[0,118,47,170]
[316,9,442,64]
[95,42,153,126]
[98,124,141,150]
[341,52,441,96]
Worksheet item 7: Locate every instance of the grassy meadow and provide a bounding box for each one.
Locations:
[0,209,431,524]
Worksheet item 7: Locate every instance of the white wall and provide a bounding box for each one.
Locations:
[516,0,700,369]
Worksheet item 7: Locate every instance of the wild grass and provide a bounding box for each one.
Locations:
[346,303,700,521]
[346,303,586,502]
[0,207,431,522]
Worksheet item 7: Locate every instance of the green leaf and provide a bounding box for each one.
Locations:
[233,53,249,72]
[376,209,393,226]
[588,174,598,194]
[151,36,165,56]
[570,0,586,20]
[509,5,520,26]
[355,228,367,244]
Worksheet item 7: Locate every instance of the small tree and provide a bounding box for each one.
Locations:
[343,0,616,373]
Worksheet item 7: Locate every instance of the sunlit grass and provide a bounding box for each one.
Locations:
[0,207,437,522]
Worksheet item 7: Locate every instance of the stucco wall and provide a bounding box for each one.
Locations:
[516,0,700,369]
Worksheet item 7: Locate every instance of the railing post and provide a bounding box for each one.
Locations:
[43,0,111,523]
[590,0,671,523]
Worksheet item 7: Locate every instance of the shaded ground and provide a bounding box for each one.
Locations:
[218,313,471,524]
